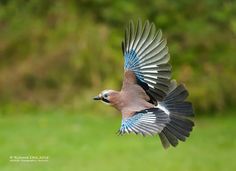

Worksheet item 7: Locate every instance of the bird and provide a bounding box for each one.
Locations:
[93,20,194,149]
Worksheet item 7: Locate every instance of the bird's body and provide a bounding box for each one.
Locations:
[119,71,154,118]
[94,20,194,149]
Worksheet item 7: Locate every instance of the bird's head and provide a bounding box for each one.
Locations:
[93,90,118,105]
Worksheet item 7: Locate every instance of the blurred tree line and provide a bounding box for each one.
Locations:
[0,0,236,114]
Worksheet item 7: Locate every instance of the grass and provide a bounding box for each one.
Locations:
[0,110,236,171]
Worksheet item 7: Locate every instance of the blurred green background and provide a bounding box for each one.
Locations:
[0,0,236,170]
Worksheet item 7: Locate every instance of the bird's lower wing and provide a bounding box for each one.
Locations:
[118,84,194,149]
[118,108,169,136]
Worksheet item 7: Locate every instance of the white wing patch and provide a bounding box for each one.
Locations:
[138,112,156,123]
[140,65,157,69]
[156,102,170,115]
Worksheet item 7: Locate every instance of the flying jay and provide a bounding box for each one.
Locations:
[93,20,194,149]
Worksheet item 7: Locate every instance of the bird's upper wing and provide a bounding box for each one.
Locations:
[122,20,172,103]
[117,108,169,136]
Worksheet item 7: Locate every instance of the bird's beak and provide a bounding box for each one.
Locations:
[93,95,102,100]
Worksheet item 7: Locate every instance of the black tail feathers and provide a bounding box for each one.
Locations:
[159,83,194,149]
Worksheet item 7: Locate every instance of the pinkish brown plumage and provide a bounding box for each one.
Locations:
[93,20,194,149]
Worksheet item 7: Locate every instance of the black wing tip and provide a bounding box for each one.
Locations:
[129,20,134,26]
[121,41,125,55]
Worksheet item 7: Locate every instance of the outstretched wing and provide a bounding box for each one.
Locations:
[117,108,169,136]
[118,84,194,149]
[122,20,172,103]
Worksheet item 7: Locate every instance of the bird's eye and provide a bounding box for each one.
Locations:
[104,94,108,98]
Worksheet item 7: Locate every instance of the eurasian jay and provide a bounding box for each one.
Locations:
[93,20,194,149]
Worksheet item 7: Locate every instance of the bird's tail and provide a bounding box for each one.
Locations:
[158,81,194,148]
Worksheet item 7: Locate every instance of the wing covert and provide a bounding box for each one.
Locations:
[117,108,169,136]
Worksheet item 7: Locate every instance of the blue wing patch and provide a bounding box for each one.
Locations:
[117,109,169,136]
[124,50,144,81]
